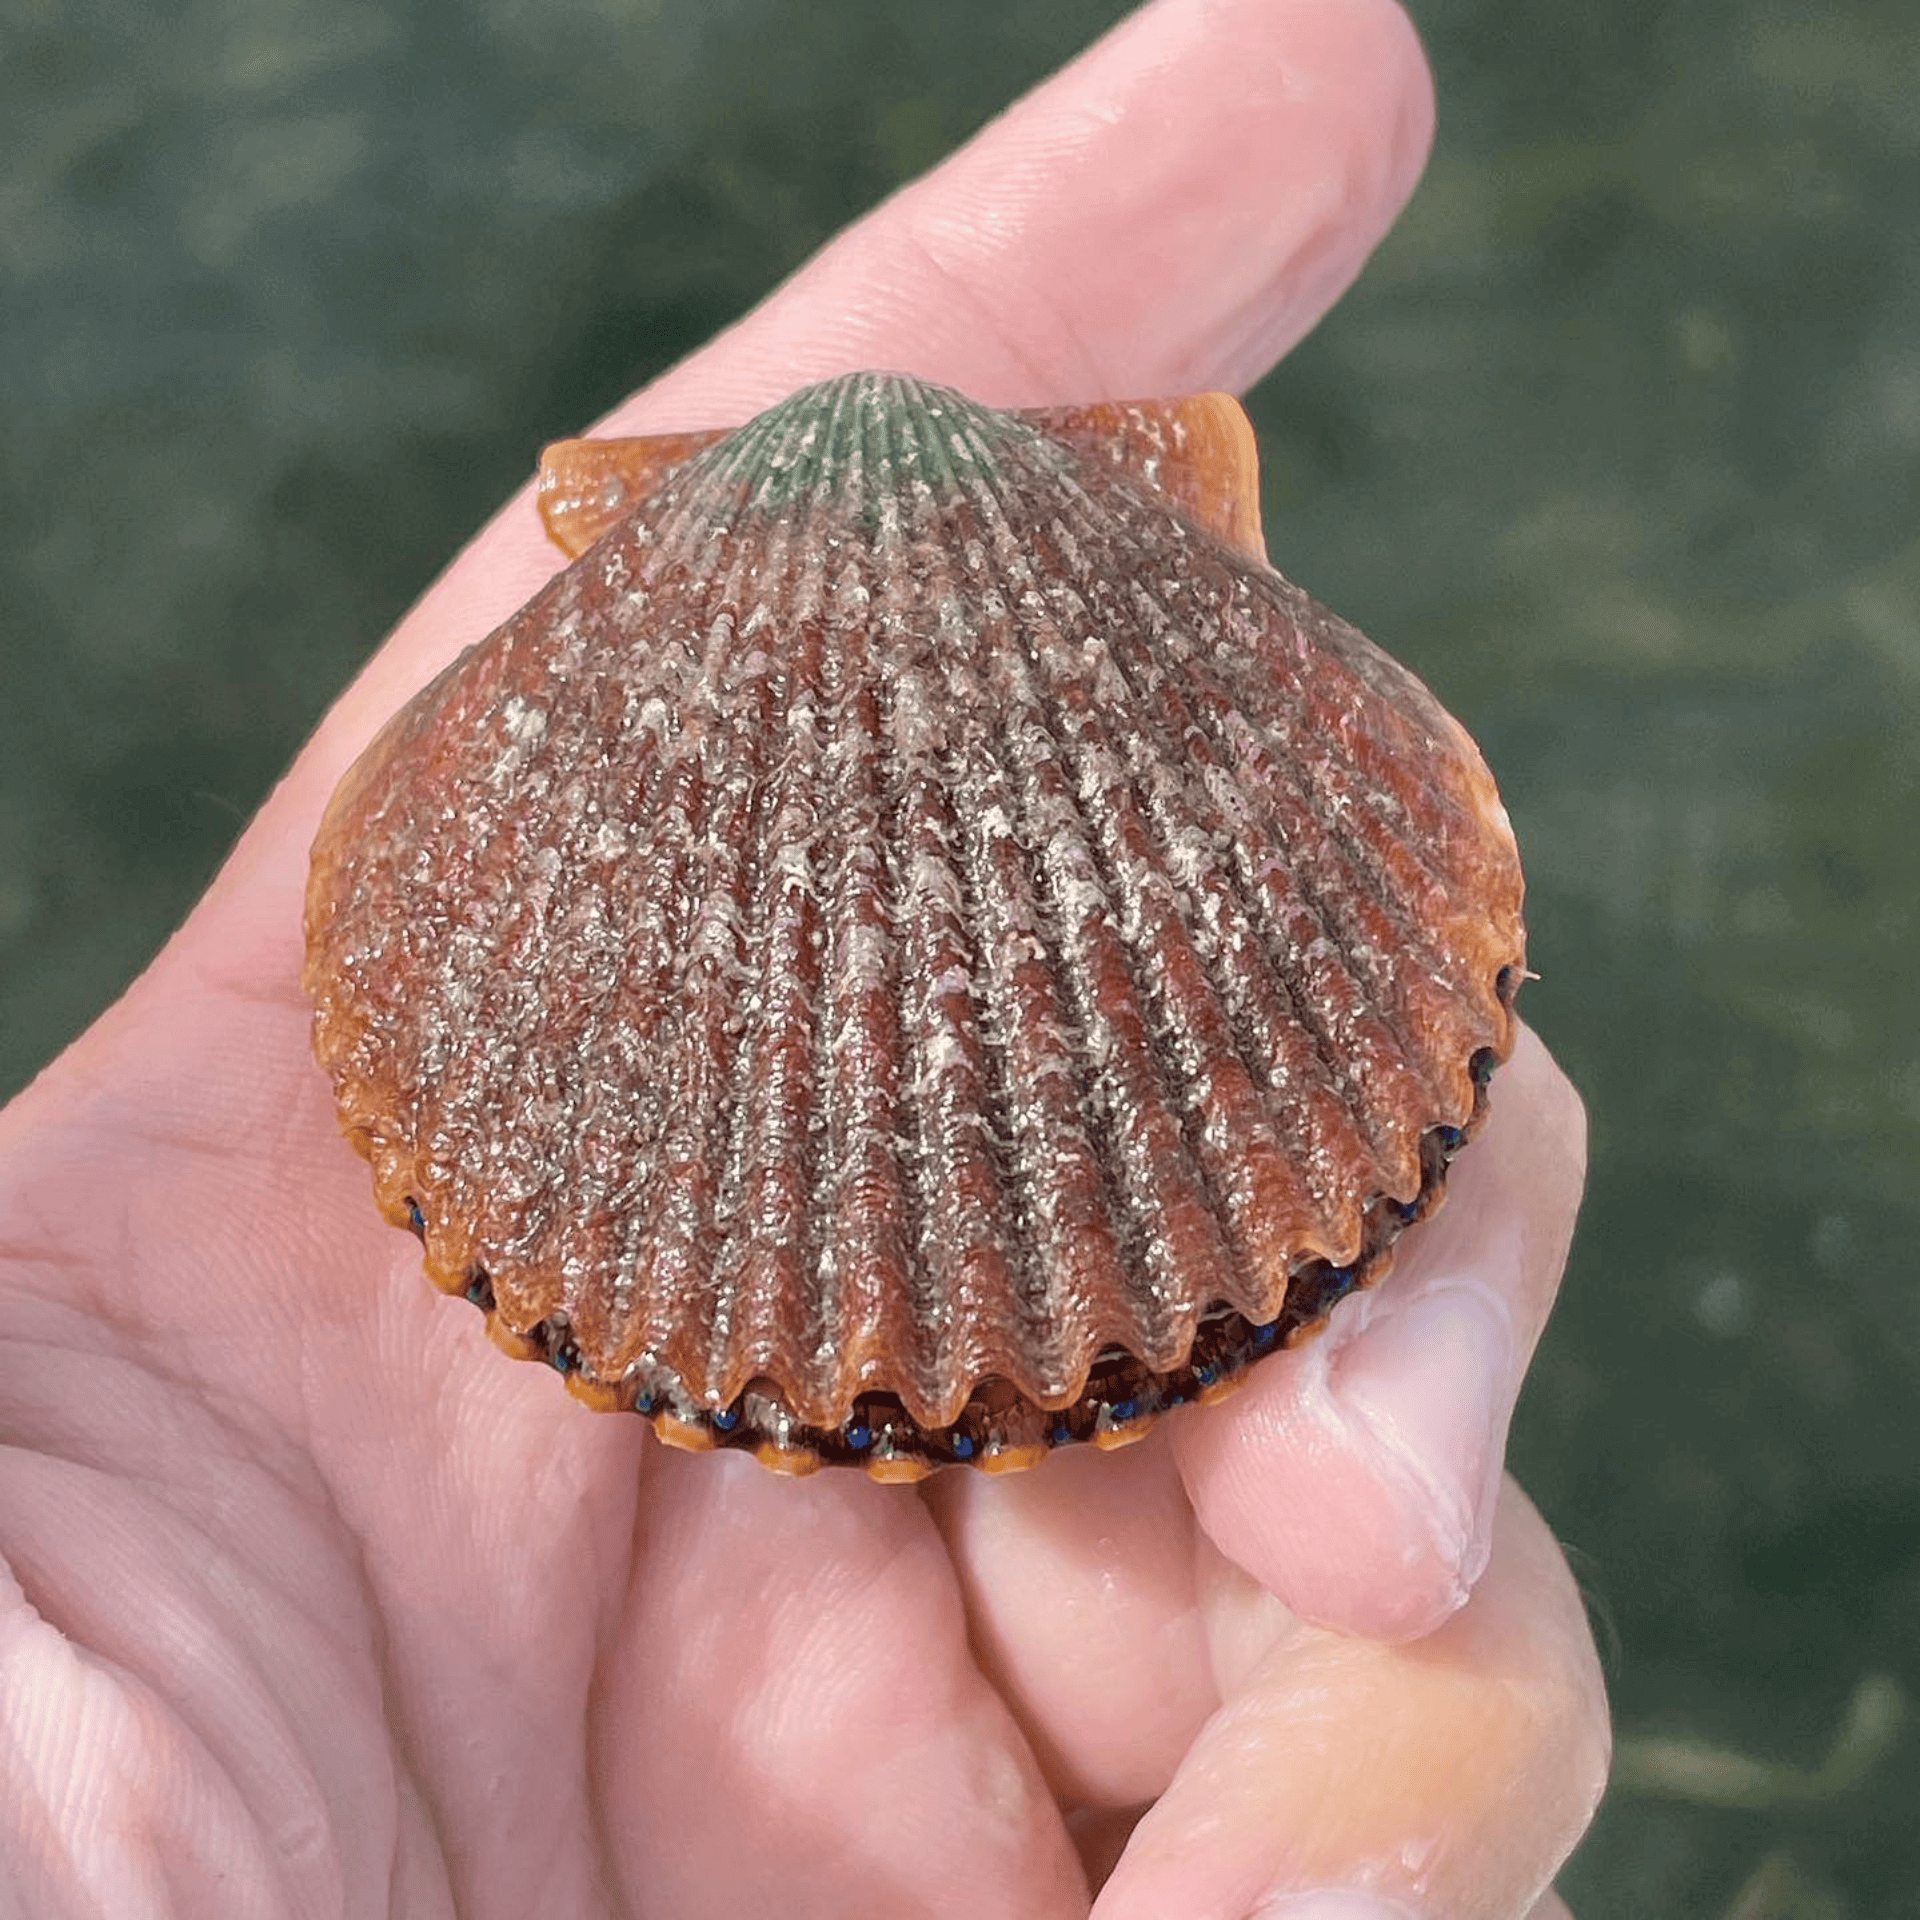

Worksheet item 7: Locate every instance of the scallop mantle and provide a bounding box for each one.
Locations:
[303,371,1526,1480]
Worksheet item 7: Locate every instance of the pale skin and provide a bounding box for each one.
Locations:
[0,0,1609,1913]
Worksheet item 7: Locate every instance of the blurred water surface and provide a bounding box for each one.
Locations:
[4,0,1916,1911]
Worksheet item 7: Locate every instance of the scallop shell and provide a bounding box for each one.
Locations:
[303,372,1524,1479]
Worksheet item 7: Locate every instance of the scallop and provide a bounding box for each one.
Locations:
[303,371,1524,1479]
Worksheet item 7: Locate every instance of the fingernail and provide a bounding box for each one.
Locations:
[1249,1890,1420,1920]
[1334,1281,1515,1581]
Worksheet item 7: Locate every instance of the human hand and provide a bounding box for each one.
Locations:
[0,1,1607,1915]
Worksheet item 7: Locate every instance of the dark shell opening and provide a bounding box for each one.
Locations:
[434,1088,1489,1478]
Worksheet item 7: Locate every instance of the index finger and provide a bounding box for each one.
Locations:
[92,0,1440,1223]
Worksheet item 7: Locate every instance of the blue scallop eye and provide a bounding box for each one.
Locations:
[951,1433,976,1459]
[710,1406,739,1432]
[1434,1125,1465,1154]
[1323,1265,1356,1300]
[1251,1321,1278,1350]
[405,1198,425,1233]
[549,1344,578,1374]
[1050,1422,1074,1447]
[634,1389,658,1416]
[843,1422,873,1450]
[1193,1361,1218,1387]
[1107,1399,1137,1424]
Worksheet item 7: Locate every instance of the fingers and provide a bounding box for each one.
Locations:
[1091,1478,1610,1920]
[594,1451,1085,1919]
[1173,1025,1588,1640]
[925,1438,1217,1813]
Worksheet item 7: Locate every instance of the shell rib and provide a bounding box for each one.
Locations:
[304,372,1525,1478]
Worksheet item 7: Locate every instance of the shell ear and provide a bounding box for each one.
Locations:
[1021,392,1268,566]
[537,428,730,558]
[539,391,1268,564]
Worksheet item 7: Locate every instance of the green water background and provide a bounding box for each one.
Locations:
[4,0,1915,1911]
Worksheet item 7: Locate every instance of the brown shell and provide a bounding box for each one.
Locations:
[303,372,1524,1479]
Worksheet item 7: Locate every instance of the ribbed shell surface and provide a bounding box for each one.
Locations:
[304,373,1524,1470]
